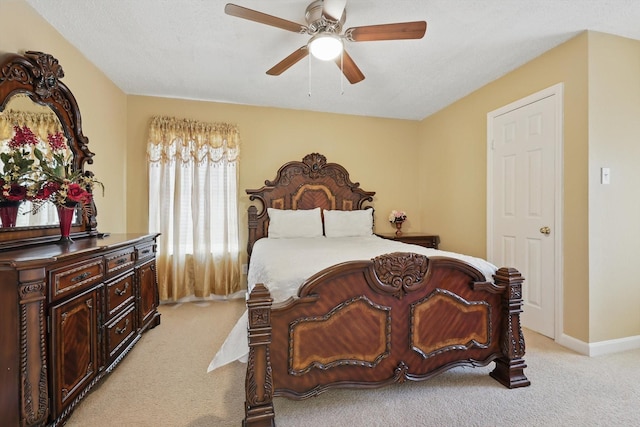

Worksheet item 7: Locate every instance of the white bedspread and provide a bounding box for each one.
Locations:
[207,235,497,372]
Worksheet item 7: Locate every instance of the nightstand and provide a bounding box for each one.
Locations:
[376,233,440,249]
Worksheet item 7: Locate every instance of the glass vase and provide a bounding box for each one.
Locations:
[395,221,403,236]
[0,200,21,228]
[57,203,77,243]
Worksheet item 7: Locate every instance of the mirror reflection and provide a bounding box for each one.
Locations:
[0,94,77,228]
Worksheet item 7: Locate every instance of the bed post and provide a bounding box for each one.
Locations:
[490,267,531,388]
[247,205,258,257]
[244,283,275,427]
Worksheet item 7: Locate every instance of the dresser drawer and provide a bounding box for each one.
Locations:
[105,271,135,319]
[105,248,135,277]
[135,241,156,262]
[50,258,104,299]
[395,235,440,249]
[105,305,137,361]
[376,233,440,249]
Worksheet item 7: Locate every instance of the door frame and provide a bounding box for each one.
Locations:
[486,83,564,341]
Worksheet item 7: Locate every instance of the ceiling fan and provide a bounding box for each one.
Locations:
[224,0,427,84]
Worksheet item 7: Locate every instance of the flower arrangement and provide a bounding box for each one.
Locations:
[0,125,37,203]
[0,124,103,234]
[33,131,103,208]
[0,125,102,208]
[388,210,407,224]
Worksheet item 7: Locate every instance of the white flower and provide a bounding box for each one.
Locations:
[389,210,407,223]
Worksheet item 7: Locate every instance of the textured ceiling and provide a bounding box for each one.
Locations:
[24,0,640,120]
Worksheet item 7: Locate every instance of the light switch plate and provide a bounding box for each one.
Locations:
[601,167,610,184]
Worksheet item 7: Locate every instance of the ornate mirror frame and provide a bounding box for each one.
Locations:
[0,51,98,249]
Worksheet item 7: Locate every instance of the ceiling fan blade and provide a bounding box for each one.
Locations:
[322,0,346,21]
[346,21,427,42]
[225,3,307,33]
[334,50,365,84]
[266,47,309,76]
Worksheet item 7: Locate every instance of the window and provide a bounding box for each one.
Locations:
[147,116,241,300]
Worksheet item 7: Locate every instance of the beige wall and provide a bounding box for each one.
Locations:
[126,96,421,267]
[1,0,128,233]
[587,32,640,342]
[418,33,591,341]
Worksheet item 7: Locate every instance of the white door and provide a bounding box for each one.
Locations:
[487,85,563,339]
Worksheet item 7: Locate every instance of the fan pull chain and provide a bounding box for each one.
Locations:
[340,50,344,95]
[308,54,312,97]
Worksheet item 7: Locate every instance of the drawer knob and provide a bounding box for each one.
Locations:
[114,282,130,296]
[115,319,130,335]
[71,271,91,283]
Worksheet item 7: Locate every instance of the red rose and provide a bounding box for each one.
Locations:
[5,183,27,201]
[66,183,89,203]
[46,181,61,192]
[35,181,60,200]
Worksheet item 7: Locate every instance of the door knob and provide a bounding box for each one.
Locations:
[540,226,551,235]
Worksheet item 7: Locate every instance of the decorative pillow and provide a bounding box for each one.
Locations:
[323,209,373,238]
[267,207,323,238]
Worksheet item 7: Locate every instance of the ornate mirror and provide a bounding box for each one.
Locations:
[0,51,98,249]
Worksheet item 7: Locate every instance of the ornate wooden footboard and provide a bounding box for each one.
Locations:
[243,252,529,426]
[242,153,529,426]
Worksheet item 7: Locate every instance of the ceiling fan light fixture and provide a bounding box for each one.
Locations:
[308,33,343,61]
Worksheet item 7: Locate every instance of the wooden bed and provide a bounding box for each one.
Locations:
[243,153,529,426]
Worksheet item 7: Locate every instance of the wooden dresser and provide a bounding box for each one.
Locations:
[0,233,161,427]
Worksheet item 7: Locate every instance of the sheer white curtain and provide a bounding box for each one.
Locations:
[147,116,241,301]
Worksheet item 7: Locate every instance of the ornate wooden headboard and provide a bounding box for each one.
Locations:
[246,153,375,255]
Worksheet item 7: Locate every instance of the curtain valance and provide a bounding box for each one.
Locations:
[147,116,240,164]
[0,109,63,141]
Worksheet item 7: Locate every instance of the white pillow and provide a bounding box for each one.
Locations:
[323,209,373,238]
[267,207,323,238]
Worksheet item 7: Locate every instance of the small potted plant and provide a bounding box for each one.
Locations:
[389,209,407,236]
[0,125,37,227]
[32,131,103,242]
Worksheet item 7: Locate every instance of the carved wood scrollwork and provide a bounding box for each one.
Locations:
[393,361,409,383]
[246,345,273,406]
[370,252,429,298]
[250,307,270,328]
[493,267,526,359]
[244,283,276,426]
[1,59,31,86]
[18,281,48,426]
[489,267,530,388]
[28,52,65,99]
[276,165,303,186]
[302,152,327,177]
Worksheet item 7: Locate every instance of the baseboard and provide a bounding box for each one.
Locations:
[556,333,589,355]
[557,333,640,357]
[161,291,246,305]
